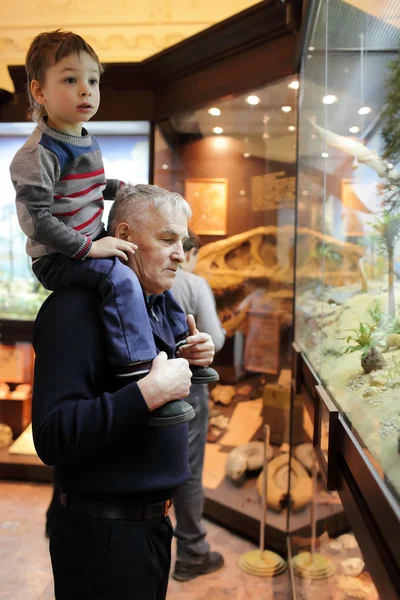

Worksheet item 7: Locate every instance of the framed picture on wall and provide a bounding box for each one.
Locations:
[184,178,228,235]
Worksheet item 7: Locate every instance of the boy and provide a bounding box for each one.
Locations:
[10,30,218,427]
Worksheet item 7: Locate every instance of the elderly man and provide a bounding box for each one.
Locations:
[32,184,215,600]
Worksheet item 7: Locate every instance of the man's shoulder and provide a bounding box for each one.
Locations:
[36,286,101,324]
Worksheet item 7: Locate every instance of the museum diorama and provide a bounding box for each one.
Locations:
[0,0,399,597]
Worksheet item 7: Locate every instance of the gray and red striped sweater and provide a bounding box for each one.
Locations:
[10,118,122,260]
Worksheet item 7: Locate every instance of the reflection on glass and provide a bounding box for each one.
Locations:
[0,123,149,320]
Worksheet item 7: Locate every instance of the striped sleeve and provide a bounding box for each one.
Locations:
[10,144,92,259]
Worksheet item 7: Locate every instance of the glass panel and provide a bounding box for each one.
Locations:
[295,0,400,499]
[155,77,297,556]
[289,449,380,600]
[0,121,149,320]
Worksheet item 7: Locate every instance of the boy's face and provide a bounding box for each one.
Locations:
[31,51,100,136]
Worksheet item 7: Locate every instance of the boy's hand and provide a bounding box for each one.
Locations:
[87,236,137,261]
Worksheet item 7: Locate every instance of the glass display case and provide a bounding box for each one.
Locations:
[293,0,400,597]
[155,75,303,551]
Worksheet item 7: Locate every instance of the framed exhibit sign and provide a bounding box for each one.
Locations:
[184,178,228,235]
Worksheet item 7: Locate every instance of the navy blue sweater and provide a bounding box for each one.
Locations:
[32,286,189,502]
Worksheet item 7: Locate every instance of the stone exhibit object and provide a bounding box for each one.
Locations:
[326,540,343,554]
[337,533,359,550]
[0,423,13,449]
[210,384,236,406]
[256,454,312,512]
[225,441,272,483]
[340,558,365,578]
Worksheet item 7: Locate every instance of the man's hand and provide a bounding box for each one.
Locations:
[137,352,192,411]
[87,236,137,261]
[177,314,215,367]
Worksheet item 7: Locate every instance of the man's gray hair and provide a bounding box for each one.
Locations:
[108,184,192,234]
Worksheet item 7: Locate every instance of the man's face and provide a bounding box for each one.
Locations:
[127,204,188,295]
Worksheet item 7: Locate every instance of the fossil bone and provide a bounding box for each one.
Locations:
[340,558,365,578]
[225,441,272,483]
[256,454,312,513]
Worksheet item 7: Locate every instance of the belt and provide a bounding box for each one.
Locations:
[59,493,172,520]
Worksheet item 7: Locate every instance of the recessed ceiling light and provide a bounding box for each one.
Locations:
[288,125,296,131]
[208,107,221,116]
[302,190,309,196]
[243,152,250,158]
[322,95,338,104]
[349,126,360,133]
[321,152,329,158]
[245,95,260,105]
[281,106,292,113]
[213,127,223,134]
[263,115,269,124]
[288,80,299,90]
[161,164,169,170]
[262,132,269,139]
[358,106,371,115]
[308,46,315,51]
[239,190,246,196]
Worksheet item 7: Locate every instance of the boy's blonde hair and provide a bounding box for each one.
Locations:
[25,30,104,122]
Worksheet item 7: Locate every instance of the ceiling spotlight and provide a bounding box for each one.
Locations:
[302,190,309,196]
[321,152,329,158]
[213,127,223,134]
[239,190,246,196]
[243,152,250,158]
[263,115,269,124]
[208,107,221,116]
[262,132,270,140]
[161,164,169,170]
[322,95,338,104]
[281,106,292,113]
[288,125,296,132]
[288,80,299,90]
[308,46,315,51]
[349,126,360,133]
[358,106,371,115]
[245,95,260,105]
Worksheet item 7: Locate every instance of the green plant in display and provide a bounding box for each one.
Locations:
[340,322,379,358]
[340,322,386,374]
[368,299,384,324]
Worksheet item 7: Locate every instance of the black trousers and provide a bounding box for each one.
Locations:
[49,500,173,600]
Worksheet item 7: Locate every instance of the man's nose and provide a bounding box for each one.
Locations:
[172,243,185,263]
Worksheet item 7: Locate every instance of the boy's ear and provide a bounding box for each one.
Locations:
[30,80,46,105]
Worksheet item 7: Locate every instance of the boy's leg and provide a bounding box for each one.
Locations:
[33,254,156,369]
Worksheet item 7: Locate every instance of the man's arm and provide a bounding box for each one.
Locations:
[32,288,150,466]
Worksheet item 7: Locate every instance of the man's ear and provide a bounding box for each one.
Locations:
[30,80,46,106]
[114,222,133,242]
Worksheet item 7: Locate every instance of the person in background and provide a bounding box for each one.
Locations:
[171,230,226,581]
[32,184,216,599]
